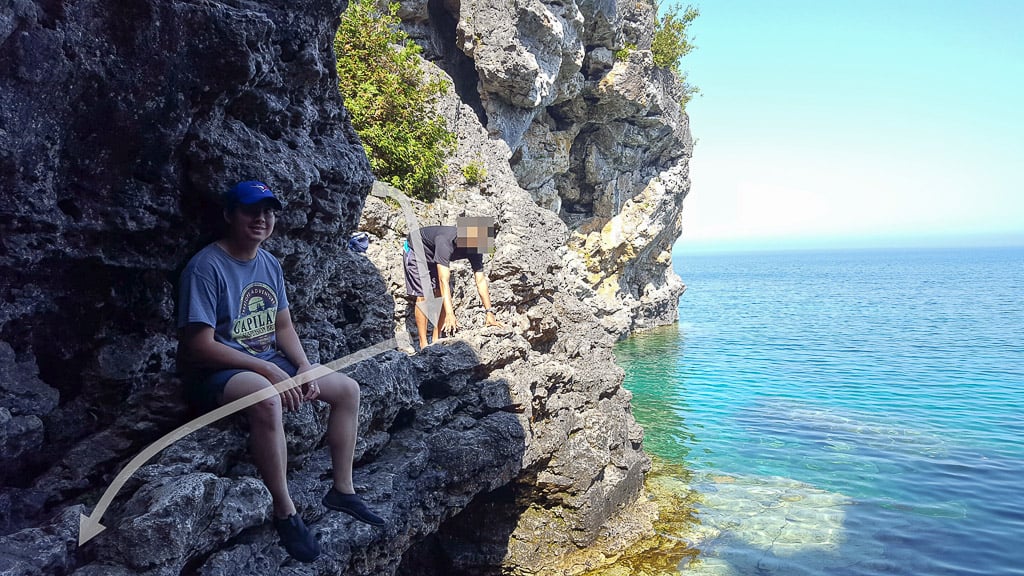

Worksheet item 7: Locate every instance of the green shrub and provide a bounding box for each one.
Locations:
[651,3,700,108]
[652,4,698,71]
[678,73,701,109]
[334,0,456,201]
[461,161,487,185]
[614,43,637,62]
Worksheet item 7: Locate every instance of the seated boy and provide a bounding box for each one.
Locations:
[177,181,383,563]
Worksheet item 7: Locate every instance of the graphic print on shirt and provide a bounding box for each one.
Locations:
[231,282,278,355]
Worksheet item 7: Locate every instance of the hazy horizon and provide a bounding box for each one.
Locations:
[674,229,1024,255]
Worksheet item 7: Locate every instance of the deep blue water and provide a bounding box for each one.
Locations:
[615,247,1024,576]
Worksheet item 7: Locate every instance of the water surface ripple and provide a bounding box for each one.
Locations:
[616,247,1024,576]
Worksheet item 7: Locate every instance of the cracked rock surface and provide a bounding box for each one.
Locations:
[402,0,693,337]
[0,0,675,574]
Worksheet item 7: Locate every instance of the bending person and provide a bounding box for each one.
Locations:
[176,180,383,564]
[404,216,502,349]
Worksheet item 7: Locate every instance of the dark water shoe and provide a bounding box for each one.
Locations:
[322,489,386,527]
[273,513,320,562]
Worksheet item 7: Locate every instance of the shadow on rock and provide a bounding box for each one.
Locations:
[0,337,529,576]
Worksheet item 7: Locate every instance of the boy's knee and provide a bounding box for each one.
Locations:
[325,373,360,406]
[249,395,282,424]
[341,375,360,401]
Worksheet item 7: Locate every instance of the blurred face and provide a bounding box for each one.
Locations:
[225,200,277,244]
[456,216,496,253]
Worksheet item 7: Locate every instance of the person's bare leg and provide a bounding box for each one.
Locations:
[414,296,429,349]
[315,372,361,493]
[221,372,295,518]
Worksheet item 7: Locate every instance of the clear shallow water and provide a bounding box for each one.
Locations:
[615,247,1024,576]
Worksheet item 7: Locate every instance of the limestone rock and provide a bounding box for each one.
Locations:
[454,0,586,147]
[91,474,269,572]
[1,0,685,574]
[564,163,690,335]
[0,506,81,576]
[407,0,692,338]
[0,344,58,418]
[363,54,650,575]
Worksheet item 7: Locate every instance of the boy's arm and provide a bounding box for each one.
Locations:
[274,308,311,369]
[275,309,323,402]
[436,263,458,334]
[474,271,503,327]
[178,324,290,383]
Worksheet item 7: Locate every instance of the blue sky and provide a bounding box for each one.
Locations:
[672,0,1024,252]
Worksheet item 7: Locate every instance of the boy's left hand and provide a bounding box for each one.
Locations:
[297,363,322,401]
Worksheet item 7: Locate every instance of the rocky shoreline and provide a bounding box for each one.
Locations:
[0,0,691,573]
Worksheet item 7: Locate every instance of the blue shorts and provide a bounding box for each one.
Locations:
[184,353,298,413]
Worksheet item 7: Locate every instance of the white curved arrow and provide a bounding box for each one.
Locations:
[370,181,443,325]
[78,338,397,545]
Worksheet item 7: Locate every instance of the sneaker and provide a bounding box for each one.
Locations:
[322,488,386,527]
[273,513,321,563]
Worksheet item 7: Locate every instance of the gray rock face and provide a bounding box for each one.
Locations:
[406,0,691,337]
[362,57,649,574]
[0,343,59,485]
[0,506,81,576]
[2,0,370,502]
[2,1,659,576]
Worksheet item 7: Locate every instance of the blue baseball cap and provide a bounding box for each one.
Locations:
[224,180,284,210]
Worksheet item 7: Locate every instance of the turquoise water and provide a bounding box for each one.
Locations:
[616,247,1024,575]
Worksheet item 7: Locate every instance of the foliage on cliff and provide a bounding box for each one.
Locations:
[652,3,700,108]
[334,0,455,200]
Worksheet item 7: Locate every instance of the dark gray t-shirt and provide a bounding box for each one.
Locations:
[177,243,289,364]
[409,226,484,271]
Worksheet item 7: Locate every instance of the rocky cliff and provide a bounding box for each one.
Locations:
[400,0,692,336]
[0,0,690,574]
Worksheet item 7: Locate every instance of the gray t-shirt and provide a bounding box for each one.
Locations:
[177,243,289,365]
[409,226,484,271]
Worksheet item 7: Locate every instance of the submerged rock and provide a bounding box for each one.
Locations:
[573,461,859,576]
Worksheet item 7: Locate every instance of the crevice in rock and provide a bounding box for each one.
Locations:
[388,406,417,433]
[560,198,595,223]
[396,481,526,576]
[508,146,523,168]
[598,384,619,401]
[395,532,457,576]
[546,102,577,131]
[426,0,486,127]
[419,376,458,400]
[557,125,603,230]
[57,198,83,222]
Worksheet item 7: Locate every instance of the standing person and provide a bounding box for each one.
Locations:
[177,181,384,564]
[404,216,503,350]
